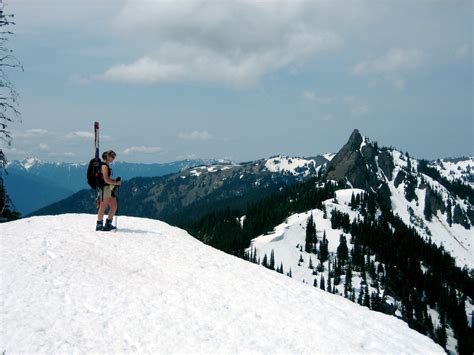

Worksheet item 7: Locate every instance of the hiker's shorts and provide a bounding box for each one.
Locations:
[100,185,115,201]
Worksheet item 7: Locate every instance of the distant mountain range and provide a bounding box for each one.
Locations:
[3,158,230,215]
[31,155,330,224]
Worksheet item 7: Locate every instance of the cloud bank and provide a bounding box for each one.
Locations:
[123,146,162,155]
[178,131,212,141]
[353,47,423,89]
[98,0,360,87]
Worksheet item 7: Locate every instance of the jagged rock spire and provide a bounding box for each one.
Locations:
[347,129,363,150]
[325,129,381,191]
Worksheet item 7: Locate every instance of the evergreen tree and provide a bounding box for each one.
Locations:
[318,230,329,264]
[406,152,412,172]
[355,193,361,209]
[344,263,353,296]
[446,199,453,227]
[357,287,364,305]
[424,188,433,221]
[337,235,349,266]
[320,274,325,291]
[305,213,317,253]
[334,257,341,285]
[262,254,268,268]
[0,176,20,221]
[278,262,284,274]
[269,249,275,270]
[363,285,370,308]
[435,323,447,350]
[371,291,382,312]
[313,278,318,288]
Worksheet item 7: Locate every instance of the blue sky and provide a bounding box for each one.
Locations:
[3,0,473,163]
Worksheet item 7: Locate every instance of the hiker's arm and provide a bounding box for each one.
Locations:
[101,165,121,185]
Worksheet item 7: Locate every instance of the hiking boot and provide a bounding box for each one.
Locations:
[102,218,116,231]
[96,220,104,231]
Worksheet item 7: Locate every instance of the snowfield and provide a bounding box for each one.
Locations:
[1,214,444,354]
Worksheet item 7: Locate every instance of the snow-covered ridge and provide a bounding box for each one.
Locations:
[432,157,473,187]
[264,155,322,176]
[22,157,42,170]
[0,214,442,354]
[6,157,88,171]
[188,164,239,177]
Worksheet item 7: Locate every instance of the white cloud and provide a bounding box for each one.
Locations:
[69,74,92,86]
[178,131,212,141]
[123,146,162,155]
[38,144,50,152]
[353,48,422,75]
[14,128,49,139]
[65,131,112,141]
[303,93,369,116]
[66,131,93,139]
[350,104,369,116]
[97,0,356,87]
[302,91,334,104]
[455,44,470,59]
[353,47,422,89]
[392,78,405,90]
[47,151,76,158]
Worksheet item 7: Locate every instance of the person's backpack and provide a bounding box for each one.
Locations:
[87,158,104,189]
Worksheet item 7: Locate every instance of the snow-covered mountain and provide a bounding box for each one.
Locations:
[0,214,443,353]
[241,130,473,354]
[323,130,473,260]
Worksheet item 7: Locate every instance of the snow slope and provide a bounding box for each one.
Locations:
[0,214,443,354]
[250,189,369,293]
[433,157,473,187]
[388,151,474,269]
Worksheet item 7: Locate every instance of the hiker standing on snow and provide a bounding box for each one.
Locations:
[96,150,121,231]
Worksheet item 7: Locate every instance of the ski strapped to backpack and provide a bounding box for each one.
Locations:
[87,122,101,187]
[86,122,103,208]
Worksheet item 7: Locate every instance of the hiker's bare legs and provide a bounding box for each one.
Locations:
[98,198,109,221]
[107,197,117,220]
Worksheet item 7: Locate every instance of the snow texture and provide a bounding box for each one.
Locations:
[264,155,319,176]
[433,157,473,187]
[1,214,443,354]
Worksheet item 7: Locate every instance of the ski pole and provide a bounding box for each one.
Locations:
[114,182,120,232]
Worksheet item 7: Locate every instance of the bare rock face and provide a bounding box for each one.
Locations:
[326,129,382,191]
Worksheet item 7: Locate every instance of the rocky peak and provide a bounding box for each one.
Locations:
[325,129,381,191]
[347,129,363,150]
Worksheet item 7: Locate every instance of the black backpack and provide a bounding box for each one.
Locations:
[87,158,104,189]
